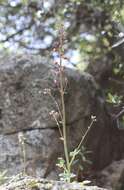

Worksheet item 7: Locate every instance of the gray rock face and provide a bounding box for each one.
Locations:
[98,159,124,190]
[0,54,99,178]
[0,54,124,180]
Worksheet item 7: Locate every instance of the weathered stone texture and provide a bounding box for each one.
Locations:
[0,54,124,183]
[0,55,98,178]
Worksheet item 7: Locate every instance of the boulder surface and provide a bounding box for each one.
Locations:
[0,54,124,180]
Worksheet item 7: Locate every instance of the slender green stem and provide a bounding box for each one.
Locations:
[60,57,70,174]
[50,94,63,121]
[69,119,94,167]
[52,114,63,137]
[18,132,26,175]
[59,32,70,180]
[77,119,94,150]
[22,141,26,175]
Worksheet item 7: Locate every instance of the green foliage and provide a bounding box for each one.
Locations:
[106,93,122,105]
[21,0,28,5]
[78,146,92,171]
[0,170,7,185]
[56,157,76,181]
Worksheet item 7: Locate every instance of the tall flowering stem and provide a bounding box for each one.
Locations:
[58,26,70,177]
[46,24,96,182]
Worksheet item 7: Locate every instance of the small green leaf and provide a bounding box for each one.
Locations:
[0,170,7,185]
[106,93,122,105]
[21,0,28,5]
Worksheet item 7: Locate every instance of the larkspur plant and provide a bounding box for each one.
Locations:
[44,24,96,182]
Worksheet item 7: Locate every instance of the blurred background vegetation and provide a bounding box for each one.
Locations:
[0,0,124,125]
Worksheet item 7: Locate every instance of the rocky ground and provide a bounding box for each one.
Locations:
[0,175,107,190]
